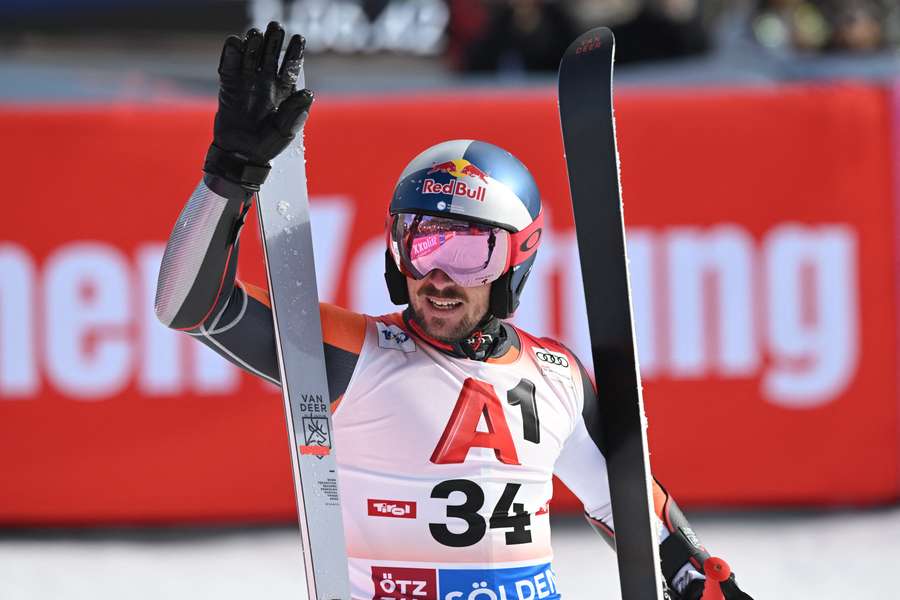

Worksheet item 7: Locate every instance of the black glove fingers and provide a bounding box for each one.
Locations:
[260,21,285,75]
[208,23,311,189]
[273,89,314,136]
[241,28,264,74]
[278,34,306,87]
[218,35,244,79]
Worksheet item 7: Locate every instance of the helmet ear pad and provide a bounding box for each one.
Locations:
[385,250,410,305]
[489,253,537,319]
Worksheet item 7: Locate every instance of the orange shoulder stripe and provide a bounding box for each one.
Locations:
[652,479,669,526]
[241,280,271,308]
[321,302,366,354]
[241,283,365,354]
[377,312,406,329]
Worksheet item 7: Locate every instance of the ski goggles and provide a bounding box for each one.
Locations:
[390,213,512,287]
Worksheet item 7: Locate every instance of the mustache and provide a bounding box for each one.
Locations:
[417,283,466,301]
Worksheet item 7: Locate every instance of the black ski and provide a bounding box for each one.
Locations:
[557,28,663,600]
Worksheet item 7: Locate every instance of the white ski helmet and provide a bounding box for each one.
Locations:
[384,140,544,318]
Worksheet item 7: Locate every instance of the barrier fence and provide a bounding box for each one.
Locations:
[1,83,897,524]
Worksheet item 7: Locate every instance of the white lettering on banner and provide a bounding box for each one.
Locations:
[136,244,180,395]
[666,225,758,377]
[0,244,37,397]
[345,222,860,407]
[763,226,859,408]
[555,235,590,376]
[308,196,354,303]
[0,201,861,408]
[0,200,350,400]
[626,230,657,376]
[363,219,864,408]
[44,243,132,399]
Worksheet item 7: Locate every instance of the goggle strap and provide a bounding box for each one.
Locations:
[508,208,544,267]
[386,213,409,276]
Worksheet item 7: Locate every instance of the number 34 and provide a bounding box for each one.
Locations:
[430,479,532,547]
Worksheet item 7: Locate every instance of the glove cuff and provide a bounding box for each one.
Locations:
[203,144,271,191]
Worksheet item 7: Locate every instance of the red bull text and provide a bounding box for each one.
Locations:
[422,179,486,201]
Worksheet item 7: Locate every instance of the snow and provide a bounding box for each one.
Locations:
[1,508,898,599]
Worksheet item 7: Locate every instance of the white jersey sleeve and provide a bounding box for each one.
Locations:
[550,347,707,594]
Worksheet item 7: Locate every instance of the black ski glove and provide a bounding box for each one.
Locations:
[679,573,754,600]
[204,21,314,191]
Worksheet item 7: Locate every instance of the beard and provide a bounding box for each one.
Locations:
[408,283,488,343]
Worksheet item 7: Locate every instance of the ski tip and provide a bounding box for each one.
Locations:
[560,27,615,63]
[703,557,732,582]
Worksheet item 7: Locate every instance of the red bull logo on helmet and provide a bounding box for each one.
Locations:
[423,158,489,202]
[427,159,489,183]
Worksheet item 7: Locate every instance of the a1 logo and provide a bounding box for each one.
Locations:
[430,377,540,466]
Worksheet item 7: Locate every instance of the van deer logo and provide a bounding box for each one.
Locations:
[299,416,332,458]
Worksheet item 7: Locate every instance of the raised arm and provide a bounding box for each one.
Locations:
[155,171,283,382]
[155,21,311,384]
[154,23,365,402]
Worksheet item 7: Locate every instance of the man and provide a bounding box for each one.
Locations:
[155,22,752,600]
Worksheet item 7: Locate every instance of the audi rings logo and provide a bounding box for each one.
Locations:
[535,350,569,368]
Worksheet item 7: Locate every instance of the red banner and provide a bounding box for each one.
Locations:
[1,84,897,524]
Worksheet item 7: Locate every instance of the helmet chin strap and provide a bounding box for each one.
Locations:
[402,308,510,361]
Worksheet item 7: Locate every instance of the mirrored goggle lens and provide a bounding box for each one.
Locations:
[392,214,509,287]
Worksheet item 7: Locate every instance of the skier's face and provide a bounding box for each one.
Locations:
[407,269,491,343]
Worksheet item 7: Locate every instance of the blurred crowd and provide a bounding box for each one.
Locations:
[449,0,900,72]
[3,0,900,80]
[751,0,900,53]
